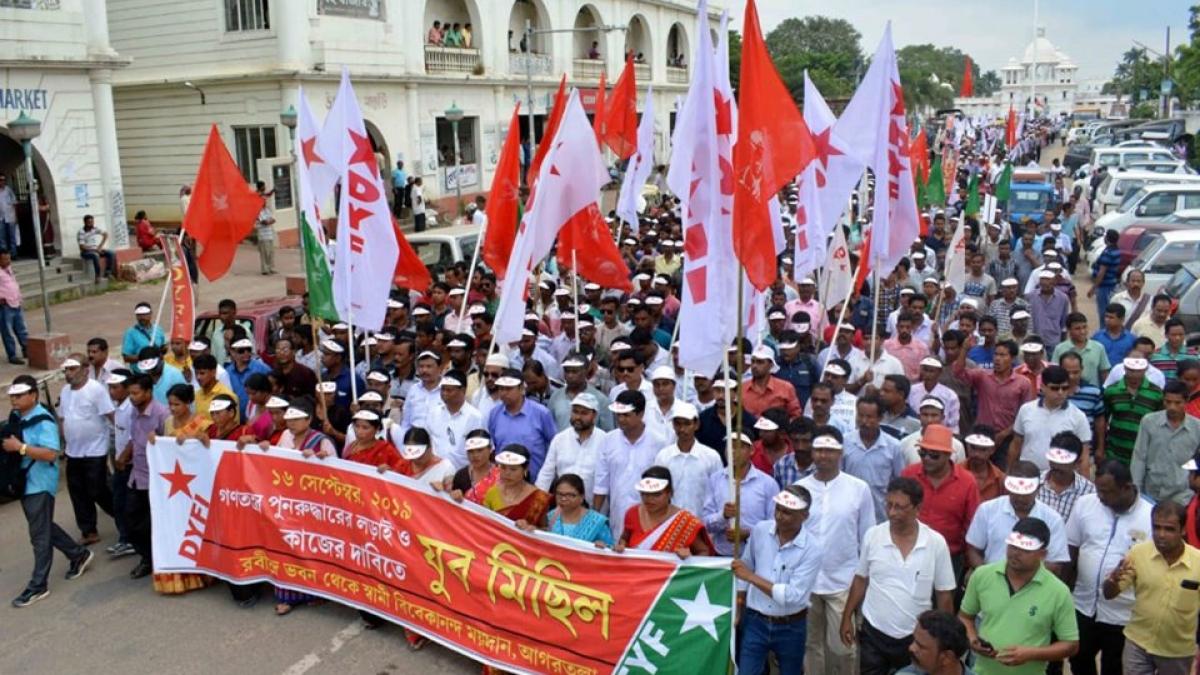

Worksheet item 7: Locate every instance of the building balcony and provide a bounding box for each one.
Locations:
[634,63,650,81]
[425,45,481,75]
[573,58,606,80]
[510,52,553,78]
[667,66,688,84]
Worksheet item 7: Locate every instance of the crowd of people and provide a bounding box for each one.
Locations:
[4,112,1200,675]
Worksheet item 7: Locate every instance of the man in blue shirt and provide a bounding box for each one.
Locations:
[1093,303,1136,369]
[4,375,94,607]
[321,339,365,410]
[487,368,557,478]
[121,302,165,363]
[225,336,271,419]
[390,160,407,218]
[1089,230,1122,321]
[775,329,819,408]
[135,347,186,406]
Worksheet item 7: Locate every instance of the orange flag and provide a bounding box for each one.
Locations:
[732,0,816,290]
[391,216,432,291]
[593,70,607,142]
[528,74,566,187]
[960,56,974,97]
[557,205,632,291]
[910,128,930,186]
[482,103,523,277]
[1006,105,1017,148]
[184,125,264,281]
[602,56,638,159]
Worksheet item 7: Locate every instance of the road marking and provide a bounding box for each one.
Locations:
[281,619,364,675]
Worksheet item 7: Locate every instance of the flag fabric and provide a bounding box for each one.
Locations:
[853,230,873,296]
[602,56,639,159]
[166,235,194,342]
[667,0,739,375]
[960,56,974,97]
[556,205,632,291]
[733,0,816,290]
[528,75,566,186]
[910,128,930,187]
[592,71,607,142]
[391,217,432,291]
[944,214,969,290]
[616,86,656,229]
[943,150,959,199]
[327,68,400,331]
[494,91,608,345]
[994,162,1014,202]
[1005,106,1017,149]
[295,90,338,322]
[964,173,981,216]
[184,125,264,281]
[835,23,921,277]
[482,103,523,277]
[821,224,854,311]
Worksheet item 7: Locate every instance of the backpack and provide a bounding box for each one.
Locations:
[0,410,57,501]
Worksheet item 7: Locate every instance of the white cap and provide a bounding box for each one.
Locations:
[608,400,636,415]
[899,287,915,296]
[773,491,809,511]
[1019,341,1043,354]
[799,276,815,285]
[320,339,344,354]
[265,396,289,409]
[650,365,676,382]
[911,251,926,260]
[1047,262,1063,272]
[494,450,528,466]
[823,363,847,377]
[188,341,208,352]
[448,287,465,296]
[960,298,979,309]
[357,391,384,403]
[1004,475,1040,495]
[584,282,601,291]
[60,358,82,369]
[387,298,404,309]
[375,332,395,342]
[553,288,571,297]
[209,398,234,413]
[1183,457,1200,471]
[635,477,670,493]
[919,356,943,369]
[401,444,428,460]
[411,306,431,316]
[352,409,380,423]
[106,373,128,385]
[494,375,522,388]
[570,393,599,411]
[362,337,378,347]
[644,296,664,306]
[633,273,651,281]
[332,322,349,330]
[283,407,309,421]
[1001,278,1018,287]
[465,436,491,451]
[812,435,842,450]
[1046,446,1079,464]
[562,355,587,368]
[366,371,390,383]
[1038,270,1056,279]
[317,381,337,394]
[753,416,780,432]
[1011,310,1031,321]
[671,402,699,420]
[767,308,787,320]
[964,434,995,448]
[231,338,253,350]
[134,304,152,315]
[6,382,32,395]
[137,358,160,372]
[919,396,945,411]
[1123,357,1149,371]
[485,353,510,369]
[730,432,754,445]
[1005,530,1045,551]
[438,375,464,389]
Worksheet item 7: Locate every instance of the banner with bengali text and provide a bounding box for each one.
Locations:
[148,441,735,674]
[166,234,194,342]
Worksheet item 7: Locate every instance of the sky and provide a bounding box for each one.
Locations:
[725,0,1190,84]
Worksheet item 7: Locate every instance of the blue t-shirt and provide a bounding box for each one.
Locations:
[1093,329,1136,369]
[122,322,166,360]
[226,358,272,418]
[151,363,188,406]
[967,345,995,370]
[1093,246,1122,289]
[21,404,60,496]
[391,168,407,189]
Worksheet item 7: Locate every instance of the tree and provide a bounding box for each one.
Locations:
[728,30,742,91]
[896,44,973,113]
[1103,47,1173,103]
[976,70,1002,97]
[764,16,864,102]
[1173,5,1200,107]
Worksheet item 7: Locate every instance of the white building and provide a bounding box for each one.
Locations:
[0,0,130,259]
[106,0,717,238]
[955,28,1085,120]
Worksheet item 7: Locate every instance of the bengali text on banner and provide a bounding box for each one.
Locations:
[147,441,735,675]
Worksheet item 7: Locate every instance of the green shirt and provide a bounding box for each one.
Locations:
[1051,339,1111,387]
[1149,345,1198,381]
[1130,410,1200,505]
[1102,378,1163,465]
[961,561,1078,675]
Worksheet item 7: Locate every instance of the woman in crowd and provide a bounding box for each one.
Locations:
[613,466,713,557]
[518,473,614,547]
[262,396,288,444]
[480,444,551,528]
[242,374,276,442]
[445,429,499,504]
[343,409,409,473]
[401,427,456,486]
[202,395,250,446]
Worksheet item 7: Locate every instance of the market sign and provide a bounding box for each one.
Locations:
[318,0,385,20]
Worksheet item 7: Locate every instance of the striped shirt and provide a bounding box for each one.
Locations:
[1068,384,1105,426]
[1038,469,1096,523]
[1102,379,1164,465]
[1149,346,1198,381]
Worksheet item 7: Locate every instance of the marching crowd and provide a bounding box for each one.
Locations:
[5,114,1200,675]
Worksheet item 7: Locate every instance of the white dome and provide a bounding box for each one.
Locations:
[1022,32,1069,65]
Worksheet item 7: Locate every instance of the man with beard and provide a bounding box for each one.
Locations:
[536,393,608,502]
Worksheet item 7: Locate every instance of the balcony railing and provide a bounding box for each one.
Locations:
[634,63,650,81]
[0,0,62,7]
[510,52,553,78]
[573,58,606,80]
[425,45,481,75]
[666,66,688,84]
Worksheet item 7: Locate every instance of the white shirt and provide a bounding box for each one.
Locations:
[900,432,966,465]
[399,381,441,437]
[645,398,685,446]
[88,358,124,384]
[0,185,15,222]
[868,352,905,389]
[740,520,824,617]
[425,400,484,470]
[965,496,1070,564]
[856,522,957,639]
[608,377,654,401]
[1066,492,1154,624]
[594,426,667,541]
[797,472,876,595]
[60,379,115,458]
[817,346,870,382]
[1012,400,1092,470]
[112,397,133,455]
[411,184,425,216]
[535,427,608,502]
[1102,365,1166,390]
[654,440,724,517]
[411,457,457,487]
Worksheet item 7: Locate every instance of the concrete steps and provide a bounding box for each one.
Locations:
[12,257,116,310]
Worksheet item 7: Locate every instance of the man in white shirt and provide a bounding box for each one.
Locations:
[399,350,443,438]
[798,427,876,675]
[646,365,684,445]
[653,402,722,517]
[839,477,956,674]
[965,461,1070,572]
[703,432,780,557]
[77,215,117,282]
[253,184,276,275]
[424,369,483,470]
[60,356,116,545]
[85,337,125,384]
[907,357,961,433]
[535,393,607,502]
[105,369,136,557]
[593,390,666,541]
[0,174,17,255]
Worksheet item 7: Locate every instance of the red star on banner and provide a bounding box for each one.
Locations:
[890,81,906,117]
[301,136,323,168]
[713,91,733,136]
[159,460,196,499]
[347,129,379,180]
[811,127,843,170]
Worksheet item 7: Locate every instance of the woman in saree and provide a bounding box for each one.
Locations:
[444,429,499,504]
[612,466,714,557]
[263,396,288,445]
[202,395,251,446]
[481,444,552,527]
[146,383,217,595]
[241,373,276,441]
[342,409,410,473]
[516,473,614,547]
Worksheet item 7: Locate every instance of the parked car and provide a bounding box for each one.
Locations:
[1087,209,1200,267]
[1125,160,1194,175]
[1159,261,1200,347]
[194,295,301,367]
[1094,184,1200,234]
[1092,169,1200,214]
[1129,230,1200,297]
[1090,146,1178,172]
[407,223,481,277]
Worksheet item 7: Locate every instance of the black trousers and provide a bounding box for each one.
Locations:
[111,466,131,542]
[1070,611,1125,675]
[125,488,152,562]
[22,492,87,592]
[66,456,114,536]
[413,213,426,232]
[860,619,913,675]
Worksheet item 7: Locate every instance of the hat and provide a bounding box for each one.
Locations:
[899,287,915,297]
[644,295,664,307]
[1004,475,1040,495]
[485,353,510,369]
[7,382,32,395]
[494,373,522,388]
[964,434,995,448]
[467,304,487,317]
[812,435,842,450]
[609,399,637,415]
[1123,357,1149,371]
[439,370,467,389]
[1044,249,1060,258]
[448,287,466,297]
[1046,446,1079,464]
[1049,222,1062,231]
[366,370,390,383]
[553,288,571,297]
[401,444,429,460]
[924,276,940,285]
[137,358,160,372]
[134,303,152,315]
[352,409,381,423]
[919,396,945,411]
[1001,278,1018,287]
[375,331,395,342]
[494,450,528,466]
[570,392,599,411]
[332,322,350,330]
[416,350,442,363]
[1005,529,1045,552]
[387,298,404,309]
[672,402,699,420]
[320,339,345,354]
[633,273,651,282]
[610,339,633,353]
[960,298,979,309]
[465,436,492,451]
[188,340,208,352]
[316,381,337,394]
[753,416,780,432]
[773,491,809,511]
[209,398,234,413]
[283,407,309,421]
[652,275,670,286]
[1011,309,1031,321]
[265,396,289,409]
[357,391,384,404]
[1047,262,1063,272]
[231,338,253,350]
[1038,270,1056,279]
[411,306,432,316]
[911,251,926,260]
[650,365,676,382]
[584,282,601,292]
[60,357,82,369]
[798,276,815,286]
[106,373,128,385]
[918,424,955,454]
[824,362,847,377]
[636,477,670,493]
[919,356,944,369]
[767,308,788,320]
[361,336,378,347]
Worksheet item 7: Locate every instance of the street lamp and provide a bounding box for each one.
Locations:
[280,104,298,144]
[8,111,51,332]
[444,101,465,219]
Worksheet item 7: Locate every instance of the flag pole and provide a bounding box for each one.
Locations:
[457,218,485,328]
[869,267,881,366]
[732,269,746,559]
[151,233,175,348]
[720,353,736,521]
[821,250,862,373]
[571,248,581,352]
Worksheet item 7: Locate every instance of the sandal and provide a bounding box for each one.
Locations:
[275,603,294,616]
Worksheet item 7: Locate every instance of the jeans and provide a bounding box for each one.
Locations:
[257,238,275,274]
[1070,611,1124,675]
[1095,285,1115,323]
[859,619,914,675]
[111,465,131,543]
[125,487,152,562]
[0,219,17,254]
[80,249,117,280]
[739,610,807,675]
[0,303,28,360]
[21,492,88,592]
[66,456,114,536]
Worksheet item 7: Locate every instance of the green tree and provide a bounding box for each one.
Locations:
[977,70,1002,97]
[764,16,864,102]
[896,44,971,112]
[728,30,742,91]
[1103,47,1173,103]
[1173,4,1200,107]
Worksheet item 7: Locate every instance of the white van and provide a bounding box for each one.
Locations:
[1091,146,1179,170]
[1094,183,1200,234]
[1093,170,1200,214]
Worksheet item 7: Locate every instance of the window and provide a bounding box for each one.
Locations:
[225,0,270,32]
[1150,242,1200,275]
[435,116,478,167]
[232,125,278,183]
[1139,193,1177,218]
[1183,194,1200,211]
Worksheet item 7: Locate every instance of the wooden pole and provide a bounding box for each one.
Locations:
[732,270,746,558]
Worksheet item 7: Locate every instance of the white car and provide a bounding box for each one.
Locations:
[1093,170,1200,215]
[1131,230,1200,297]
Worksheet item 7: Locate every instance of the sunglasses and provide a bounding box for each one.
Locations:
[233,348,252,354]
[917,450,946,459]
[616,366,636,373]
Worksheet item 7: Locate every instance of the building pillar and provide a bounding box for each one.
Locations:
[81,0,118,57]
[406,83,421,174]
[274,1,310,71]
[89,69,129,250]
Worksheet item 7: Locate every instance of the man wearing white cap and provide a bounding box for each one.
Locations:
[965,461,1070,572]
[399,350,444,439]
[547,352,613,433]
[907,357,961,434]
[594,390,666,541]
[1036,432,1095,523]
[424,369,484,471]
[962,251,997,308]
[470,353,508,420]
[785,277,825,339]
[883,311,931,381]
[225,335,271,420]
[58,354,116,546]
[486,367,557,479]
[844,395,906,523]
[1026,269,1071,352]
[535,392,608,502]
[988,278,1028,339]
[817,323,870,386]
[1010,365,1092,471]
[120,302,166,364]
[512,323,562,381]
[595,296,630,353]
[702,432,779,557]
[653,402,722,517]
[645,365,685,445]
[1131,380,1200,506]
[744,346,802,419]
[320,339,365,410]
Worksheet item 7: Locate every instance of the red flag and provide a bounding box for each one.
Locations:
[1005,105,1017,148]
[909,128,930,186]
[960,56,974,97]
[391,217,432,291]
[167,235,194,342]
[482,103,523,277]
[732,0,816,290]
[184,125,264,281]
[602,56,639,159]
[557,205,632,292]
[853,231,872,295]
[528,75,566,186]
[593,70,607,142]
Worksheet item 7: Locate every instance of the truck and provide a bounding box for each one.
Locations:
[1005,169,1056,226]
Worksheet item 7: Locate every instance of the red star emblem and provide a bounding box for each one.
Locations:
[811,127,843,170]
[347,129,379,180]
[301,136,323,168]
[890,81,906,117]
[713,90,733,135]
[159,460,196,499]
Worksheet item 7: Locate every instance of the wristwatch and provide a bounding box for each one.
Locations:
[19,443,27,456]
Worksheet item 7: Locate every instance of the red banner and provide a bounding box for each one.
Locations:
[167,235,194,342]
[148,442,734,674]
